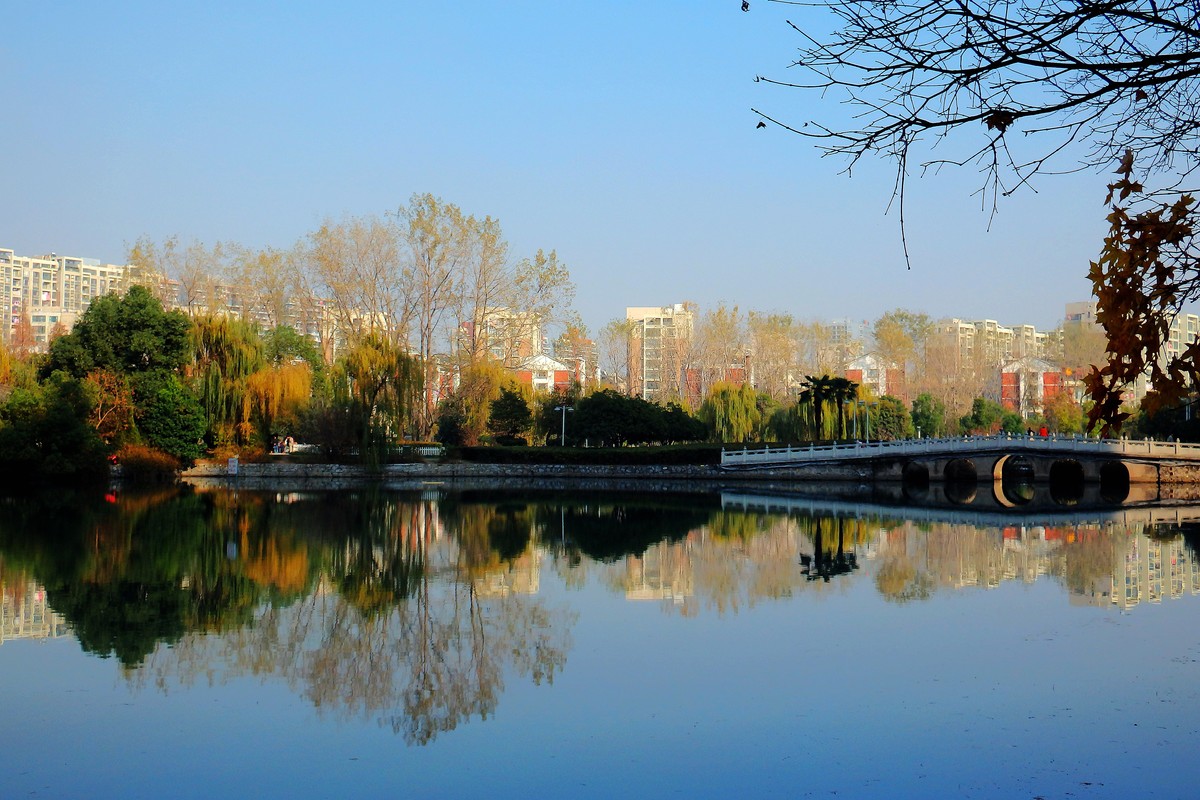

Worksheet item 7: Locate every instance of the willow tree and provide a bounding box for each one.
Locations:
[338,333,422,462]
[245,362,313,447]
[699,381,763,442]
[188,315,264,445]
[450,360,509,447]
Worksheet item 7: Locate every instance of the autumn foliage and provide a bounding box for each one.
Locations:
[1085,152,1199,435]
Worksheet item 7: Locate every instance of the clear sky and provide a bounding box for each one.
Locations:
[1,1,1108,336]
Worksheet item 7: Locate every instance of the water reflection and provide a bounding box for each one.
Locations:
[2,487,1200,745]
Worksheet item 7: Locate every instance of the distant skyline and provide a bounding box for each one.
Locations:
[2,2,1111,335]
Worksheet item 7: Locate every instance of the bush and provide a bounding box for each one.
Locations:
[492,435,528,447]
[114,444,181,483]
[454,443,721,465]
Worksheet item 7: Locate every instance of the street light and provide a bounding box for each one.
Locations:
[555,404,574,446]
[864,401,878,444]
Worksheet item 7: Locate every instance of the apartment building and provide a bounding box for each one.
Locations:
[999,356,1064,418]
[551,332,600,389]
[0,247,132,347]
[626,303,694,402]
[934,317,1049,372]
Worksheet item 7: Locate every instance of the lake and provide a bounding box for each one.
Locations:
[1,485,1198,799]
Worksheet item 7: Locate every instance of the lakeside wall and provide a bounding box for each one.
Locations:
[178,461,871,493]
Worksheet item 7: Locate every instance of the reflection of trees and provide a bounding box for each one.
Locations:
[0,488,266,666]
[557,500,713,561]
[137,571,573,745]
[799,516,869,582]
[324,490,435,616]
[871,522,1140,604]
[1060,529,1123,597]
[440,497,534,575]
[92,488,575,746]
[12,486,1198,746]
[606,510,895,615]
[689,513,812,614]
[875,527,934,603]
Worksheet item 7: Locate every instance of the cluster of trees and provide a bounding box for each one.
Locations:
[131,192,576,440]
[439,385,707,448]
[0,276,1110,485]
[0,285,429,479]
[599,303,1104,435]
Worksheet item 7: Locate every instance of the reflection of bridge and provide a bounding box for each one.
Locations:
[722,434,1200,486]
[720,491,1200,529]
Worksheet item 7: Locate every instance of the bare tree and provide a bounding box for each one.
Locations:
[306,215,413,347]
[454,215,510,365]
[755,0,1200,204]
[756,1,1200,430]
[694,303,747,398]
[599,318,636,391]
[175,240,227,316]
[397,194,470,437]
[748,311,797,402]
[496,248,576,365]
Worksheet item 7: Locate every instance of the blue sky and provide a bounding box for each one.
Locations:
[1,1,1108,335]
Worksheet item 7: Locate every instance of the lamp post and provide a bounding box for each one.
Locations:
[555,404,574,446]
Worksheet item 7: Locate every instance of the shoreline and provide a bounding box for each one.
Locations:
[178,460,871,493]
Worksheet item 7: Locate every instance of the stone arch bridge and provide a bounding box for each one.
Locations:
[721,434,1200,490]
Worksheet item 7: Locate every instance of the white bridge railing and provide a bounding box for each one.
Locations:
[720,433,1200,468]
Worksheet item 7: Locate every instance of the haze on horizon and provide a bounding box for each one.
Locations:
[1,1,1108,335]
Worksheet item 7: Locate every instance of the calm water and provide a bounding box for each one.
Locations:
[1,486,1198,799]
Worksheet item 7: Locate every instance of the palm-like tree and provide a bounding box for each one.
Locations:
[802,375,835,439]
[802,375,859,440]
[827,376,860,439]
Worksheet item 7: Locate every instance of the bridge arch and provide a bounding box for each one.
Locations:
[943,458,977,483]
[992,455,1036,506]
[1049,459,1086,504]
[1099,461,1131,503]
[902,461,930,485]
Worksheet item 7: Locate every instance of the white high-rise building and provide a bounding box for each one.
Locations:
[626,303,695,402]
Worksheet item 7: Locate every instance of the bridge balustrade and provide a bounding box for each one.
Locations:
[720,433,1200,468]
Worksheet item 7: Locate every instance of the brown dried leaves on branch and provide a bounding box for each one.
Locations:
[1085,152,1198,436]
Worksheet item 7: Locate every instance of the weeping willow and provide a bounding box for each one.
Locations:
[454,360,507,446]
[245,361,313,446]
[188,315,265,445]
[699,382,763,442]
[337,333,423,464]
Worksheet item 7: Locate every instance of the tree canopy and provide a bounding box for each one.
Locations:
[43,285,191,379]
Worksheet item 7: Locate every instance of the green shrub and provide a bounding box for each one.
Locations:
[454,443,721,465]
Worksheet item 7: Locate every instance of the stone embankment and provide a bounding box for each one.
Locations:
[180,460,870,492]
